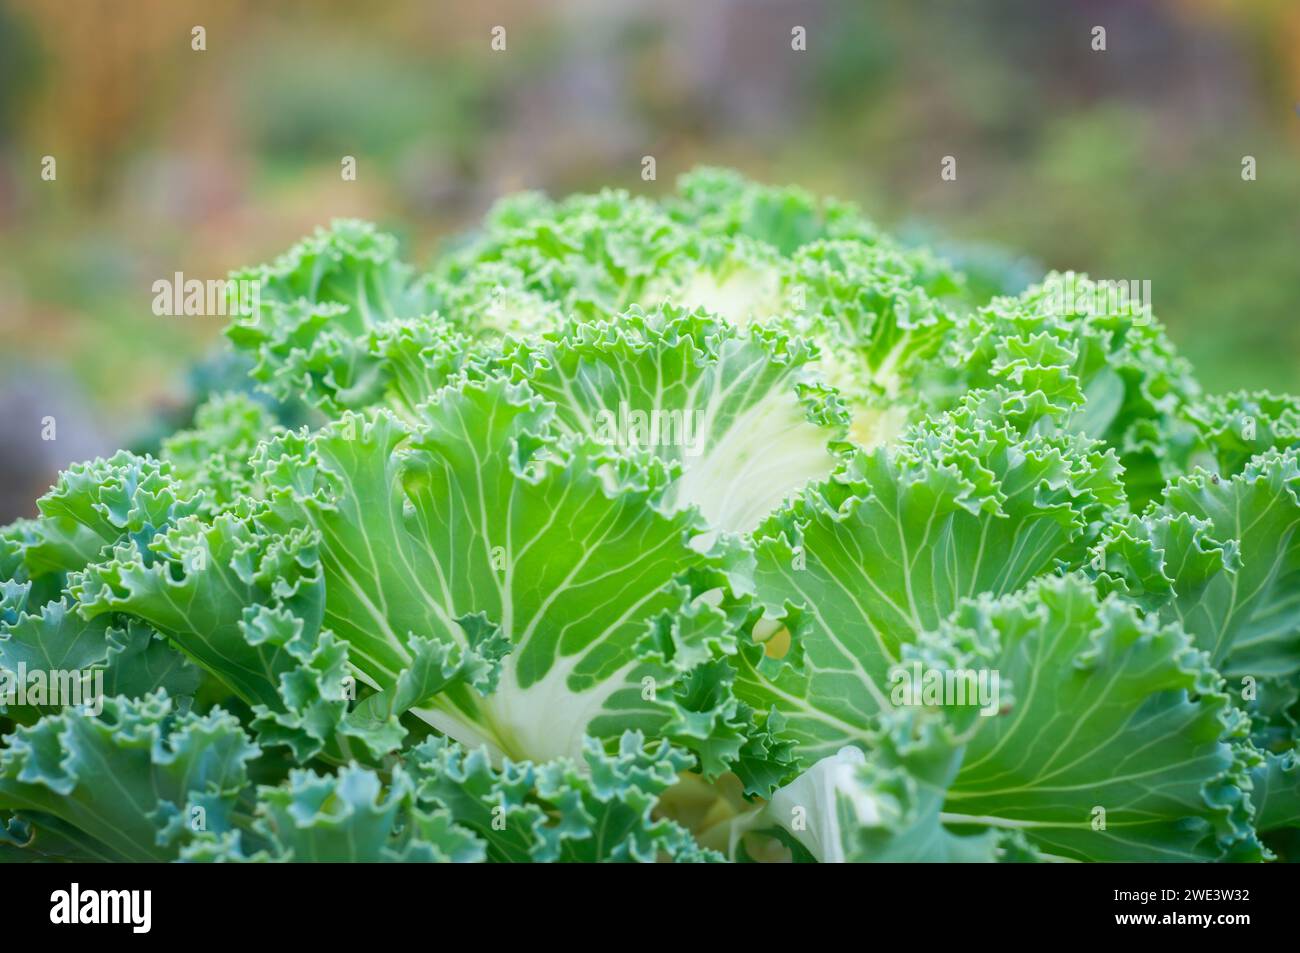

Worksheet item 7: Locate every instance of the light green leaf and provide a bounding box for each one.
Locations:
[503,305,847,535]
[273,377,746,767]
[765,576,1262,862]
[735,390,1124,763]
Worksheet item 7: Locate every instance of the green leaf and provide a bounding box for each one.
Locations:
[735,390,1124,763]
[342,615,510,756]
[669,166,881,253]
[0,600,202,709]
[73,513,324,707]
[227,220,440,414]
[267,377,742,768]
[948,272,1201,507]
[23,452,202,578]
[503,305,847,536]
[161,392,278,516]
[1183,391,1300,479]
[1251,748,1300,833]
[1099,449,1300,679]
[406,730,720,862]
[71,515,358,761]
[762,576,1262,862]
[782,239,961,447]
[205,764,485,863]
[0,693,257,862]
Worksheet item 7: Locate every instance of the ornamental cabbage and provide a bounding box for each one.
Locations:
[2,169,1297,863]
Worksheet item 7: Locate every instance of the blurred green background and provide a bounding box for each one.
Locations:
[1,0,1297,520]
